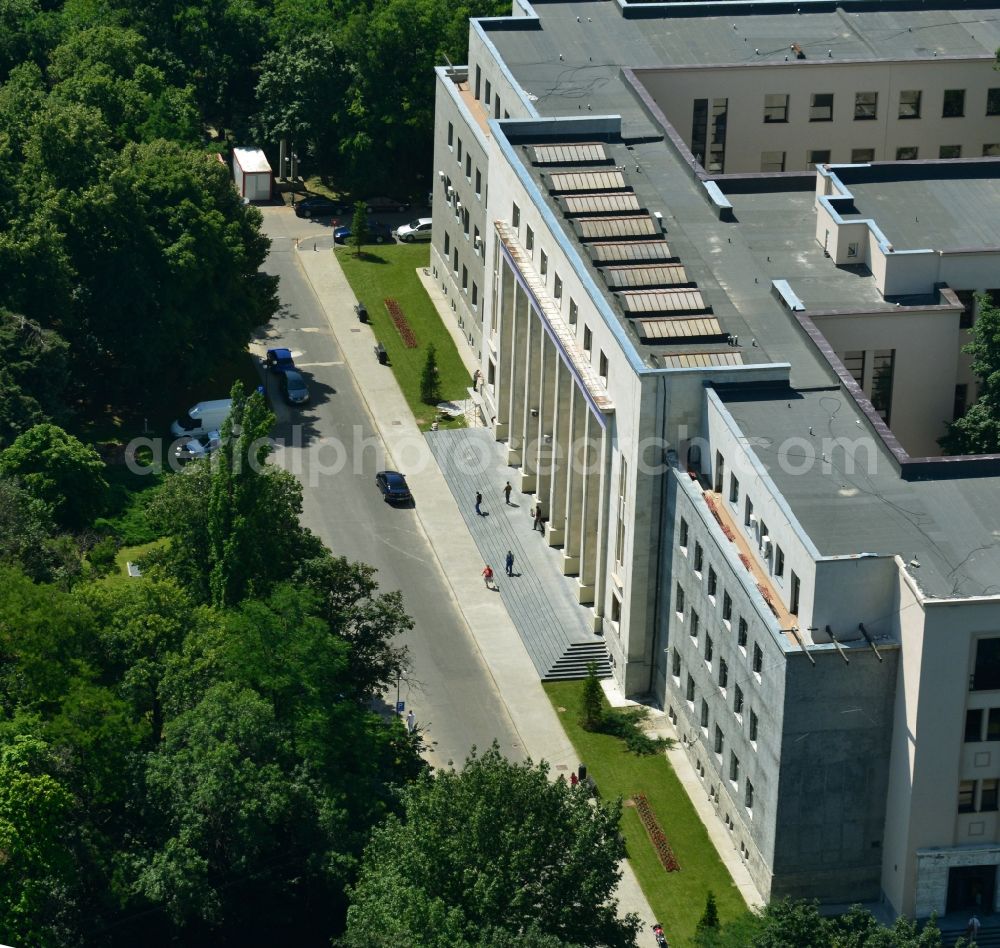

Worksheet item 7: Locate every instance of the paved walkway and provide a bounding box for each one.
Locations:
[291,233,657,926]
[427,428,602,678]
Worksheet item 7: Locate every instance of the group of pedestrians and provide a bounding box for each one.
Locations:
[478,480,546,591]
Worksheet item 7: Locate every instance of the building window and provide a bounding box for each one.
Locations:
[807,149,831,169]
[494,95,500,120]
[745,779,754,812]
[539,250,547,277]
[809,93,834,122]
[465,154,471,179]
[988,708,1000,740]
[871,349,896,422]
[959,780,976,813]
[525,225,534,252]
[790,572,801,614]
[723,592,732,622]
[471,282,478,309]
[738,618,748,649]
[553,274,562,300]
[475,169,481,197]
[675,583,685,615]
[583,325,592,354]
[895,146,918,161]
[899,89,921,119]
[734,684,744,716]
[966,709,984,742]
[749,710,758,742]
[715,725,724,755]
[705,634,714,663]
[672,649,681,678]
[452,248,458,274]
[989,88,1000,116]
[569,298,578,325]
[463,208,470,237]
[599,351,608,383]
[485,79,491,106]
[714,451,725,493]
[614,457,627,566]
[611,593,621,624]
[444,232,451,256]
[686,674,695,702]
[701,699,710,729]
[690,609,700,640]
[842,350,865,388]
[512,203,520,228]
[940,144,962,159]
[448,122,454,148]
[753,643,763,674]
[462,265,468,292]
[983,779,1000,812]
[457,138,462,163]
[983,144,1000,157]
[475,65,481,99]
[774,545,785,578]
[679,518,688,549]
[729,474,739,504]
[943,89,965,118]
[957,289,975,329]
[854,91,877,120]
[744,497,754,527]
[708,567,717,597]
[719,658,728,689]
[763,93,789,123]
[760,151,785,173]
[851,148,875,163]
[694,543,703,573]
[730,752,740,784]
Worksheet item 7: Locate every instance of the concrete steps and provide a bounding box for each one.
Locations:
[941,924,1000,947]
[544,641,613,681]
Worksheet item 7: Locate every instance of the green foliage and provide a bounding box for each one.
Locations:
[0,423,109,529]
[0,477,79,584]
[350,200,369,256]
[344,744,641,948]
[940,292,1000,454]
[694,891,720,946]
[581,661,604,731]
[86,535,118,575]
[420,342,440,404]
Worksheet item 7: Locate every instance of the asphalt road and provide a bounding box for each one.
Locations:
[257,209,525,769]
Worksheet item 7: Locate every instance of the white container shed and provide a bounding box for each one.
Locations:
[232,147,272,201]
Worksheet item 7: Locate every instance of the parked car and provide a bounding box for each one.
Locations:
[294,196,346,218]
[333,220,392,244]
[394,218,433,242]
[280,369,310,405]
[365,195,410,213]
[173,429,222,463]
[375,470,411,504]
[265,347,295,373]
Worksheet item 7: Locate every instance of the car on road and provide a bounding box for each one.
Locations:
[280,369,310,405]
[394,218,433,242]
[375,470,412,504]
[294,196,346,218]
[173,429,222,463]
[265,347,295,373]
[333,220,392,244]
[365,195,410,213]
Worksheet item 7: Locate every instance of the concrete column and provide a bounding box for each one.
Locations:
[494,260,516,439]
[534,329,557,510]
[506,280,529,466]
[562,385,586,576]
[577,410,601,606]
[547,355,573,548]
[592,423,614,624]
[519,298,541,492]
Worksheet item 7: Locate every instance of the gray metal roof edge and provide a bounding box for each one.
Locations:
[435,66,490,153]
[706,386,825,561]
[629,54,993,71]
[922,592,1000,605]
[617,0,1000,18]
[671,465,792,651]
[471,18,541,119]
[657,361,790,377]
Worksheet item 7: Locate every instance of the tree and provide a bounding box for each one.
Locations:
[349,200,369,256]
[941,293,1000,454]
[581,661,604,731]
[0,477,73,583]
[420,342,440,404]
[695,891,720,946]
[0,424,108,529]
[344,744,641,948]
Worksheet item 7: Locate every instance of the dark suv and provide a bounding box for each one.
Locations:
[294,196,346,218]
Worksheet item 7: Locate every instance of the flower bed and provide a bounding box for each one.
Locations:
[704,494,736,541]
[384,297,418,348]
[633,793,681,872]
[757,582,781,617]
[739,552,752,571]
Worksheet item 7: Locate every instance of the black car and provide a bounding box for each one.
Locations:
[294,196,346,218]
[375,470,411,504]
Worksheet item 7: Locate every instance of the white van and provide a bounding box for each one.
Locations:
[170,399,233,438]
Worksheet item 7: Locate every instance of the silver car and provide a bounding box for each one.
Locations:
[394,218,433,242]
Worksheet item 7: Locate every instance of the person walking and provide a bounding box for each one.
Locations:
[475,490,483,516]
[405,709,416,734]
[533,504,544,533]
[482,564,495,589]
[503,481,513,505]
[505,550,515,576]
[967,914,981,943]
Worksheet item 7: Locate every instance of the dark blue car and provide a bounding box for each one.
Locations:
[334,220,392,245]
[375,470,411,504]
[265,347,295,374]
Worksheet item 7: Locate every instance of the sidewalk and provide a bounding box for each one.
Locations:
[294,239,656,925]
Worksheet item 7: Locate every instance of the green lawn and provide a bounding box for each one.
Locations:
[335,244,470,429]
[112,538,169,578]
[544,681,751,947]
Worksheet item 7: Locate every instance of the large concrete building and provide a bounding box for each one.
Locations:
[431,0,1000,921]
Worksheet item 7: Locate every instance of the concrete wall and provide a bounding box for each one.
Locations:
[639,58,1000,173]
[812,306,961,457]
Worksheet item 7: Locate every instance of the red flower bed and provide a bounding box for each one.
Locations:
[384,298,418,348]
[757,582,780,617]
[633,793,681,872]
[739,553,752,571]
